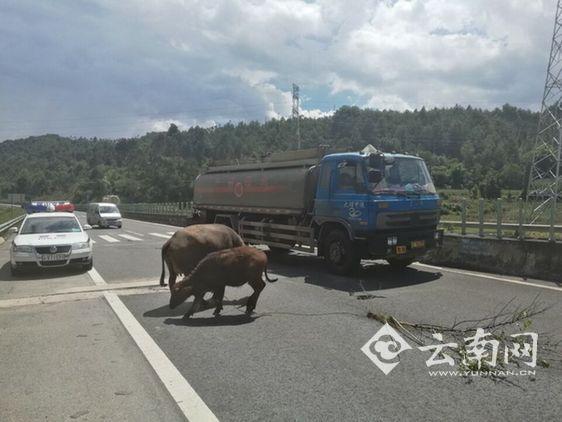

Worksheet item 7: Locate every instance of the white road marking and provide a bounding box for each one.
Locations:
[91,239,96,244]
[104,292,219,422]
[87,267,107,286]
[125,230,144,237]
[58,278,159,294]
[98,235,120,243]
[118,234,143,241]
[414,263,562,292]
[149,232,171,239]
[0,286,165,309]
[166,231,176,235]
[414,262,442,270]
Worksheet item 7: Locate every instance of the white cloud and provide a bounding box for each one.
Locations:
[0,0,556,139]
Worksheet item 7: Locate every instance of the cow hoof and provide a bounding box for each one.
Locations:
[182,313,192,320]
[245,308,254,315]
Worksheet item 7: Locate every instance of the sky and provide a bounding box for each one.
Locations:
[0,0,557,140]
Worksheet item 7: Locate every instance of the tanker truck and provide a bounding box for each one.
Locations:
[193,145,443,274]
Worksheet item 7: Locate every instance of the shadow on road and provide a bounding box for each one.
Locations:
[0,262,87,282]
[143,297,248,318]
[163,313,258,327]
[268,252,442,294]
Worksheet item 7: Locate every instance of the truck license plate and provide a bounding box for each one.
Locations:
[41,253,67,262]
[396,245,407,254]
[411,240,425,249]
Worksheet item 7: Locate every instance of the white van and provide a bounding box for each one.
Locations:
[87,202,123,228]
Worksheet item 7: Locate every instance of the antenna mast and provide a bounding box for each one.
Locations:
[292,83,300,149]
[527,0,562,224]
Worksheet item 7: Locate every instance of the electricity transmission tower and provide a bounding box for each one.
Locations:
[292,83,300,149]
[527,0,562,224]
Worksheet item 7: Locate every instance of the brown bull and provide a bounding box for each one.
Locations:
[169,246,278,318]
[160,224,244,288]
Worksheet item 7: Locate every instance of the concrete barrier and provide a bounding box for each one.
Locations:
[422,234,562,282]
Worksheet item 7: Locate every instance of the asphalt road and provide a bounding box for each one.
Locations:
[0,212,561,421]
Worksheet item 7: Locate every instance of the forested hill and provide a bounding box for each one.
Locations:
[0,105,538,203]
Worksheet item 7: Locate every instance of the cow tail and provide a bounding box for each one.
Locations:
[264,265,278,282]
[160,240,170,286]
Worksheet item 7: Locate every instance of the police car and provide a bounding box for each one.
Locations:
[10,212,93,276]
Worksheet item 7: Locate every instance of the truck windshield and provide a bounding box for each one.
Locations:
[367,157,436,195]
[99,205,119,213]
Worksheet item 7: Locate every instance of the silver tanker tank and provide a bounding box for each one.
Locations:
[193,149,326,216]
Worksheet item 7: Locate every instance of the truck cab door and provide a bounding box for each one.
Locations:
[323,160,369,231]
[314,162,333,216]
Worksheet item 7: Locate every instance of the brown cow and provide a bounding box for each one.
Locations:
[169,246,277,318]
[160,224,244,288]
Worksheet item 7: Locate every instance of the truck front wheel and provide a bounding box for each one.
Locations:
[386,257,415,269]
[323,229,360,275]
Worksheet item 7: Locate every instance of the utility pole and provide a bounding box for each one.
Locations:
[292,83,300,149]
[526,0,562,224]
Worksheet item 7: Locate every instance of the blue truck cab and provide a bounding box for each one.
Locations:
[313,150,442,274]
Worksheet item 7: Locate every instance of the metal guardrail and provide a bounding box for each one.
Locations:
[118,202,193,217]
[440,220,562,240]
[0,214,25,236]
[440,198,561,241]
[81,197,561,241]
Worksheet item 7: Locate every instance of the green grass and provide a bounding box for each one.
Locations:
[0,207,24,225]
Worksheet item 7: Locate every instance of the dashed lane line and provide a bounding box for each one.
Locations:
[104,292,219,422]
[149,232,171,239]
[98,235,120,243]
[118,234,143,241]
[414,263,562,292]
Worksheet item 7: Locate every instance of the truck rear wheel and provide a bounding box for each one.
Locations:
[323,229,360,275]
[386,257,415,269]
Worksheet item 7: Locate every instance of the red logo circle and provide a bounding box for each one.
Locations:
[233,182,244,198]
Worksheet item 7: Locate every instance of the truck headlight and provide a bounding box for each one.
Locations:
[72,242,90,250]
[13,244,33,253]
[387,236,398,246]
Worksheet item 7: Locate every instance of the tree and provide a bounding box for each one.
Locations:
[0,105,539,202]
[167,123,179,136]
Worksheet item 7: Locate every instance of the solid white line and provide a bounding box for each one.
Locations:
[99,235,120,243]
[104,292,219,422]
[87,267,107,286]
[414,262,442,270]
[149,232,171,239]
[0,286,164,309]
[166,231,176,235]
[414,263,562,292]
[118,234,143,241]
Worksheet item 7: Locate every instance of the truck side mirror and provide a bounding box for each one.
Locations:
[368,170,383,184]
